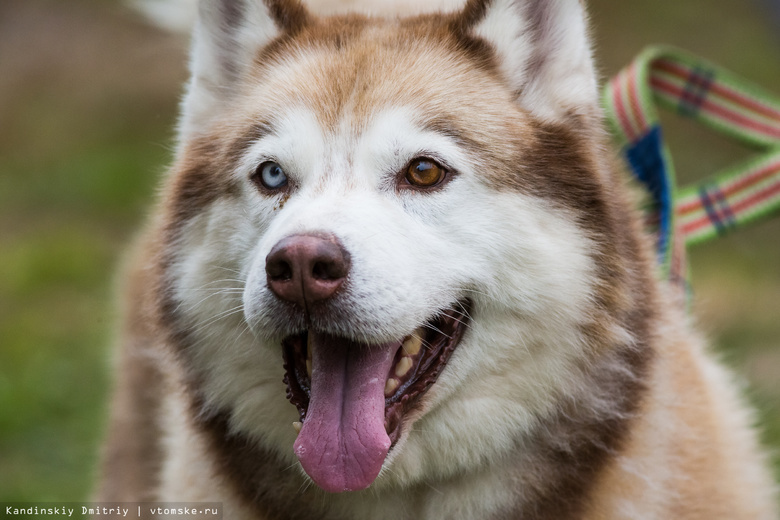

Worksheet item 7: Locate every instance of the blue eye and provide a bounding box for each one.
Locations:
[255,161,288,190]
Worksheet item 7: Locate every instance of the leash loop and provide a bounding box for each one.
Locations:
[603,46,780,294]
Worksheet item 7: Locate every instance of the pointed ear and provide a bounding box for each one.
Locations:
[456,0,598,123]
[180,0,310,139]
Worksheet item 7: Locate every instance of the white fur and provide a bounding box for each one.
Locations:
[472,0,599,122]
[158,380,261,519]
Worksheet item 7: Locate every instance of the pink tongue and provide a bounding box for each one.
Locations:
[293,333,397,493]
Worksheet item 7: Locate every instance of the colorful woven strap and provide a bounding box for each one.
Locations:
[603,46,780,291]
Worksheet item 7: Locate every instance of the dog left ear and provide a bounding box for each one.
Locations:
[456,0,598,123]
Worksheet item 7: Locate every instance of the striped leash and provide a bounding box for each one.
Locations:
[603,46,780,296]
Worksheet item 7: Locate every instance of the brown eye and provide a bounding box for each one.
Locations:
[405,158,446,188]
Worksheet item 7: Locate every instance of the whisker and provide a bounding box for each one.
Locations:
[421,322,452,340]
[282,461,301,474]
[298,478,314,495]
[424,481,444,495]
[211,265,245,276]
[461,286,501,304]
[172,283,243,314]
[195,277,245,286]
[185,304,245,334]
[438,311,473,331]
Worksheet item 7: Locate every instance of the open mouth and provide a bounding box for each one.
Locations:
[281,300,470,493]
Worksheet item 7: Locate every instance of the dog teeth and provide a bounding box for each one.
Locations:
[402,334,423,356]
[293,421,302,433]
[385,378,400,396]
[306,359,312,378]
[394,356,413,378]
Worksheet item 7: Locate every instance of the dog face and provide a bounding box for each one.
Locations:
[158,0,641,496]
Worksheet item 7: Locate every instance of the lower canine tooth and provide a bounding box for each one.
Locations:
[293,421,302,433]
[385,378,399,396]
[395,356,413,377]
[306,359,312,378]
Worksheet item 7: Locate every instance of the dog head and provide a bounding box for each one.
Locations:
[157,0,648,497]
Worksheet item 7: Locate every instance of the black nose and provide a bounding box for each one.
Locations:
[265,234,350,307]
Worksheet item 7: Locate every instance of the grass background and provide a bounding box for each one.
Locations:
[0,0,778,503]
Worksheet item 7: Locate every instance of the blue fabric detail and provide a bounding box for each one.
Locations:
[699,184,736,236]
[698,186,726,235]
[625,126,673,262]
[679,66,715,118]
[710,183,737,227]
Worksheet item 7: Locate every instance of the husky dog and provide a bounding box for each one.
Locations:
[97,0,778,517]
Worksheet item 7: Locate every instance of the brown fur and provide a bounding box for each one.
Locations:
[96,233,167,502]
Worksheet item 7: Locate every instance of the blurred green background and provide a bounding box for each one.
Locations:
[0,0,778,503]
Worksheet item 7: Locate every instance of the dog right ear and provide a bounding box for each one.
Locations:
[179,0,310,141]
